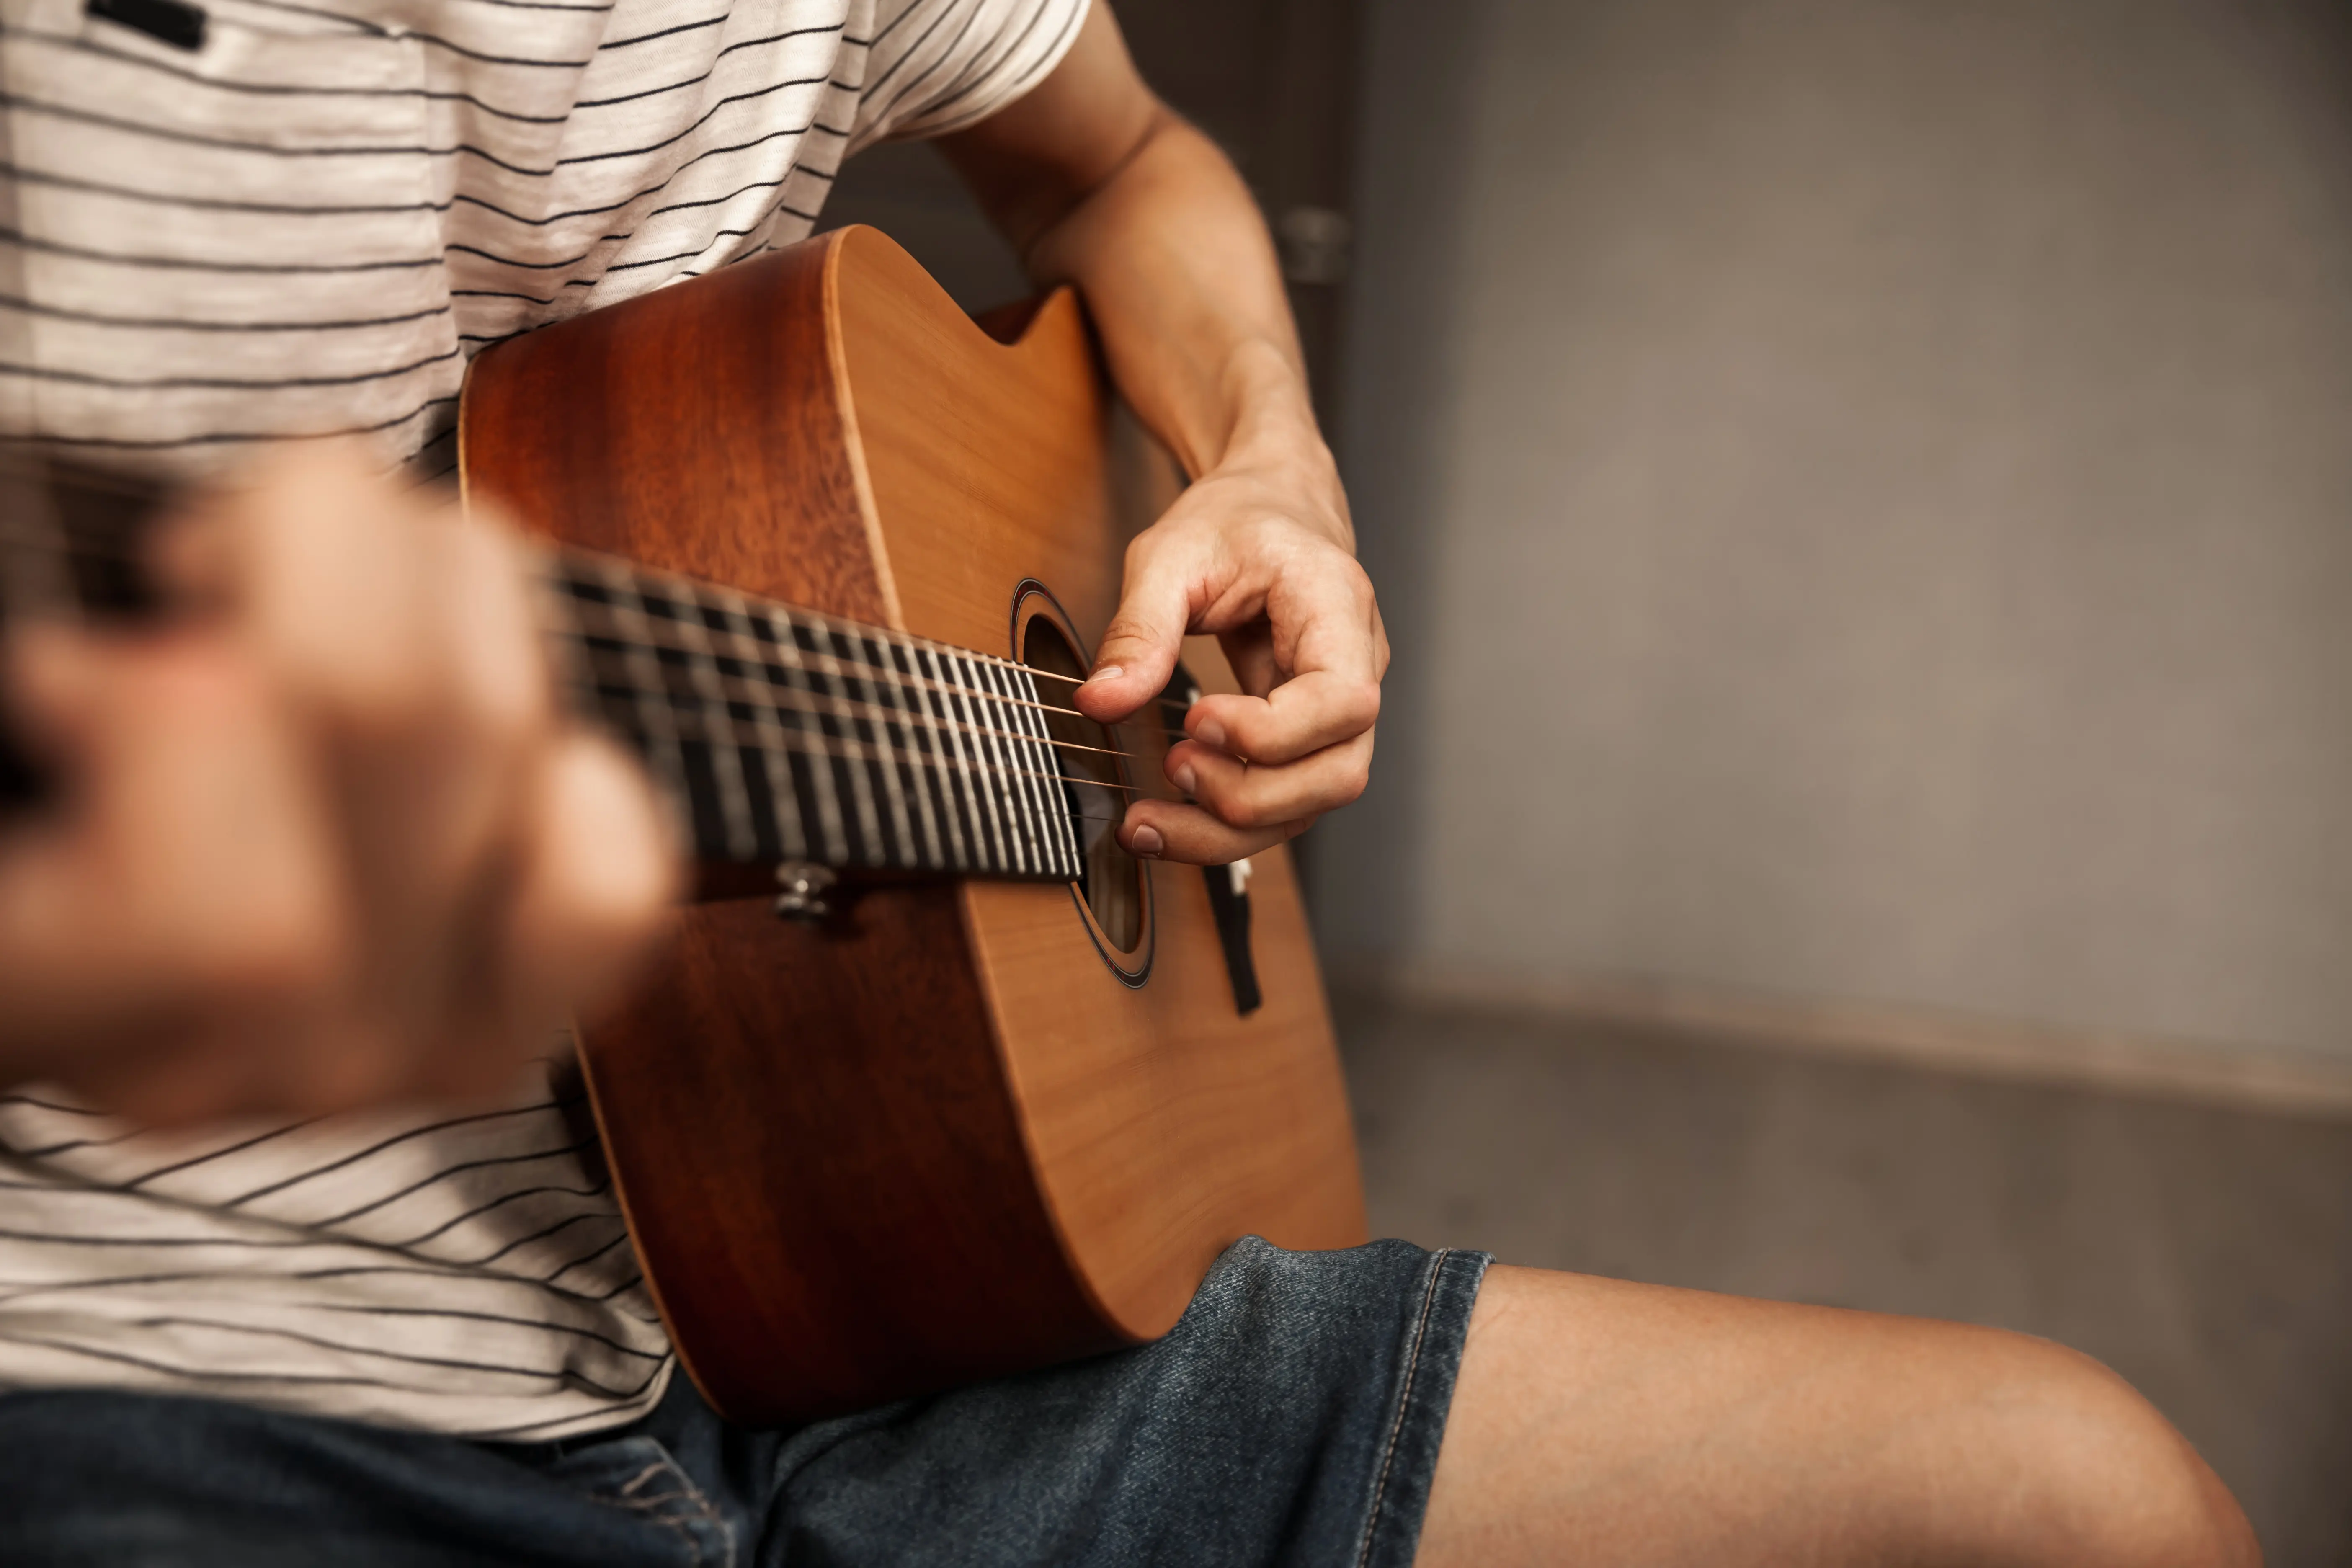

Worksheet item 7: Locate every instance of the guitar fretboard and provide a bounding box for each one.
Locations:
[0,452,1093,879]
[549,557,1088,881]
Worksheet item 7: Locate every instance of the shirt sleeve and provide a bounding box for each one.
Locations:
[846,0,1092,152]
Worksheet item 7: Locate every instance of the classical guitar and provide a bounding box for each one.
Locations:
[457,224,1367,1424]
[0,224,1367,1424]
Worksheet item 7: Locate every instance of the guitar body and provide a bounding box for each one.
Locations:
[459,226,1366,1425]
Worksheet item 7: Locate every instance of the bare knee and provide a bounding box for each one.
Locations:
[1928,1331,2259,1568]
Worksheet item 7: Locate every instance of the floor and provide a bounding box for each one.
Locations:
[1334,988,2352,1566]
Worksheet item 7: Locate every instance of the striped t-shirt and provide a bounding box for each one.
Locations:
[0,0,1086,1439]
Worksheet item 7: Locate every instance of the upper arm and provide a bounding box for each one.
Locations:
[931,3,1166,259]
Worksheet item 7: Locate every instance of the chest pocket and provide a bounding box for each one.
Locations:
[3,0,454,469]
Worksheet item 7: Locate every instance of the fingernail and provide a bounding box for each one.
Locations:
[1193,716,1228,751]
[1170,761,1197,796]
[1130,824,1164,859]
[1086,663,1123,684]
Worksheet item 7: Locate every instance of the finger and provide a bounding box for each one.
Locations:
[493,730,683,1036]
[231,453,554,1042]
[1217,622,1282,700]
[1074,529,1209,725]
[0,630,352,1084]
[1185,670,1380,768]
[1162,731,1372,830]
[1117,797,1308,867]
[1191,549,1381,765]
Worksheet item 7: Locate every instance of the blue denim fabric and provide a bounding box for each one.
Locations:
[0,1238,1489,1568]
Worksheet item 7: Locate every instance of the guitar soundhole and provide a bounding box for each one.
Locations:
[1021,614,1145,958]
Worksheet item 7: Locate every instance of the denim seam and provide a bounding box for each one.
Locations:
[608,1451,737,1568]
[1353,1246,1451,1568]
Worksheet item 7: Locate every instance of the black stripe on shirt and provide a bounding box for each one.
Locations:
[223,1100,575,1209]
[461,1209,620,1270]
[7,82,837,188]
[85,1315,663,1395]
[308,1136,599,1228]
[0,1328,656,1399]
[0,1225,325,1248]
[877,0,1057,132]
[0,24,570,124]
[540,1228,633,1287]
[860,0,966,111]
[547,76,830,170]
[899,0,1081,137]
[449,111,849,227]
[0,1259,656,1316]
[394,1178,611,1249]
[0,290,454,335]
[1,160,445,217]
[0,226,438,274]
[121,1120,316,1189]
[4,1123,150,1161]
[572,21,846,109]
[0,346,461,391]
[35,395,456,452]
[596,11,724,50]
[313,1302,665,1359]
[860,0,990,134]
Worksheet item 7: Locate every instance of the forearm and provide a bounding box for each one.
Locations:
[936,11,1345,544]
[1020,116,1341,531]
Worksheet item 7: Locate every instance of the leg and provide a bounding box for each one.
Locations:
[1418,1266,2259,1567]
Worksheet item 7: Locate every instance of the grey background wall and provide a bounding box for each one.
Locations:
[1318,0,2352,1062]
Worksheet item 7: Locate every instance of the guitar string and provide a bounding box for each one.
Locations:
[634,709,1139,837]
[562,548,1199,717]
[575,643,1142,765]
[611,698,1149,797]
[558,595,1193,732]
[0,521,1204,725]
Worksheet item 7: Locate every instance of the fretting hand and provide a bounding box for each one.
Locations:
[0,445,680,1126]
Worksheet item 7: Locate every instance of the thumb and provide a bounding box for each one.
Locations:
[1075,542,1198,724]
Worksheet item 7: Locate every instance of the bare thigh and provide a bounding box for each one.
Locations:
[1415,1266,2258,1568]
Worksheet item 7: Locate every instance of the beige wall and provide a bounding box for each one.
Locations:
[1317,0,2352,1058]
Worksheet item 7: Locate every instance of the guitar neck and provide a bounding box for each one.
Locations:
[548,551,1086,881]
[0,452,1090,882]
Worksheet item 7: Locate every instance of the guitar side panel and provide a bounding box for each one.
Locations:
[460,233,1116,1424]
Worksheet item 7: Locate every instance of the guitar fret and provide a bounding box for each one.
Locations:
[899,640,970,872]
[808,625,887,866]
[939,652,1010,874]
[837,629,920,869]
[715,589,809,863]
[921,645,1004,874]
[585,561,693,847]
[1004,663,1080,879]
[941,649,1016,879]
[1020,664,1082,879]
[974,654,1050,877]
[959,652,1035,876]
[670,583,760,861]
[869,634,950,871]
[908,644,992,879]
[759,606,850,865]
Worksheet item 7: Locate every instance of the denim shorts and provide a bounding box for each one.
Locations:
[0,1238,1490,1568]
